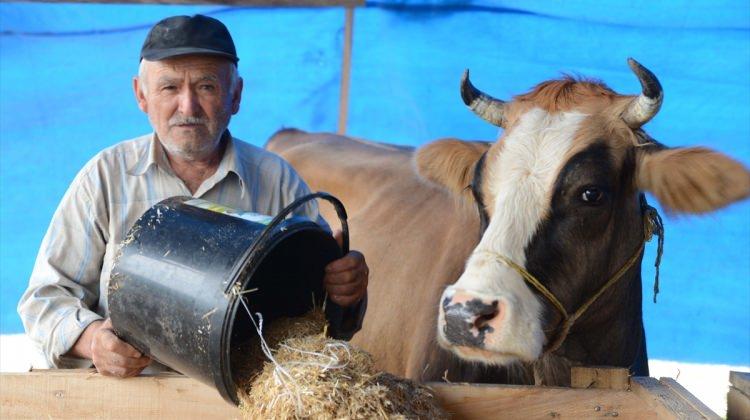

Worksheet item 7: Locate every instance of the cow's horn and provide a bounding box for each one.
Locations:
[622,58,663,128]
[461,69,507,128]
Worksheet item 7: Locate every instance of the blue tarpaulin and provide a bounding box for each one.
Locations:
[1,1,748,365]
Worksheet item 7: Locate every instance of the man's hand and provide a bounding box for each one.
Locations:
[325,230,369,307]
[89,319,151,377]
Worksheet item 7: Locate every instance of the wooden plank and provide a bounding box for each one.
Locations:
[21,0,364,5]
[0,369,240,419]
[2,370,716,419]
[427,382,659,419]
[337,6,354,134]
[630,376,713,420]
[571,366,630,390]
[727,387,750,420]
[659,378,720,420]
[730,371,750,397]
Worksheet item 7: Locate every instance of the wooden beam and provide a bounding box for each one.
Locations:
[728,371,750,420]
[630,376,719,419]
[427,382,659,419]
[0,369,239,419]
[337,6,354,134]
[571,366,630,390]
[21,0,364,5]
[1,370,718,419]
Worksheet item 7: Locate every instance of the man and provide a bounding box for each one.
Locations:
[17,14,369,378]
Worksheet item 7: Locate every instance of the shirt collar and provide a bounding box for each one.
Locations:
[128,131,246,195]
[213,131,246,192]
[127,133,160,176]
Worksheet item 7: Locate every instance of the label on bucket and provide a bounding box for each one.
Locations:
[184,198,273,225]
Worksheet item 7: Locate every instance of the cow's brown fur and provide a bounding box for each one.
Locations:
[413,140,491,216]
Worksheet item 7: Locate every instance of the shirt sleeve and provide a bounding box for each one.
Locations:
[17,163,107,368]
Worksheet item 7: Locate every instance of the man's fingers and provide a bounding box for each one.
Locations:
[325,281,364,296]
[94,352,151,377]
[91,318,151,377]
[99,329,143,358]
[105,353,151,369]
[98,366,127,378]
[323,249,369,308]
[98,364,148,378]
[328,294,361,307]
[324,269,359,286]
[325,251,365,274]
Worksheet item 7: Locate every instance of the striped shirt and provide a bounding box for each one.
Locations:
[17,132,335,368]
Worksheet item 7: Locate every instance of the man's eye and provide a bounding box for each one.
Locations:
[199,84,216,91]
[161,85,177,91]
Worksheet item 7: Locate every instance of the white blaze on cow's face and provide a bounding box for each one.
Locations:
[437,107,588,364]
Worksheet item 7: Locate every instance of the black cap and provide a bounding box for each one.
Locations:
[140,15,239,64]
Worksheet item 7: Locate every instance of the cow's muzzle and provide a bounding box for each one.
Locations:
[440,289,504,348]
[437,285,544,365]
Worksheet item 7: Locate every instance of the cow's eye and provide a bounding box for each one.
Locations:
[580,187,605,204]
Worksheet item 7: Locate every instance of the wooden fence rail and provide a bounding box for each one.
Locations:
[0,369,721,419]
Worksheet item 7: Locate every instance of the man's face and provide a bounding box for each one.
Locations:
[134,55,242,160]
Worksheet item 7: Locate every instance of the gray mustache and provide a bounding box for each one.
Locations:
[170,116,208,126]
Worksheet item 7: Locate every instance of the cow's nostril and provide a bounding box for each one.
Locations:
[473,309,499,330]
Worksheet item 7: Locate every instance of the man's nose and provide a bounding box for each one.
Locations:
[177,88,202,117]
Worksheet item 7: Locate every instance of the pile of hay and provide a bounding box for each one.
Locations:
[233,309,448,419]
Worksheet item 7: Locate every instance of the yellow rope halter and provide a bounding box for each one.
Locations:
[479,205,663,355]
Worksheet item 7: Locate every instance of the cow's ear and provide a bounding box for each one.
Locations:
[636,146,750,214]
[414,139,490,196]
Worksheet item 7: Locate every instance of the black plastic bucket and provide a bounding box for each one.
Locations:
[108,193,348,405]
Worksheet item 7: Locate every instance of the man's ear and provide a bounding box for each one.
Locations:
[133,77,148,114]
[636,146,750,214]
[414,139,490,197]
[231,77,243,115]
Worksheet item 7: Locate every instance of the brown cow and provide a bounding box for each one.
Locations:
[267,59,750,386]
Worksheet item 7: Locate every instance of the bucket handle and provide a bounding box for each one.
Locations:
[224,191,349,293]
[258,191,349,254]
[239,192,350,337]
[223,191,349,296]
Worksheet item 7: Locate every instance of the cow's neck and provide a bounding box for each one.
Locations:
[534,267,648,386]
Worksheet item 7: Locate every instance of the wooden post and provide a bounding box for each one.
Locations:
[337,6,354,134]
[728,371,750,420]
